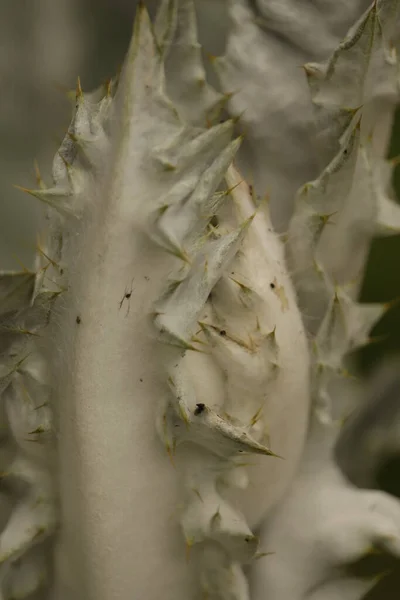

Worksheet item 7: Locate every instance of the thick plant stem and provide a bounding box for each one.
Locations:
[52,237,193,599]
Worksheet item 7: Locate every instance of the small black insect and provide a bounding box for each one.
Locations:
[76,316,81,324]
[194,403,205,416]
[119,278,134,315]
[270,282,275,289]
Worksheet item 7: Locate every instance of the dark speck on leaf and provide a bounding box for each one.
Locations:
[220,330,226,336]
[76,316,81,324]
[194,403,205,416]
[270,283,275,289]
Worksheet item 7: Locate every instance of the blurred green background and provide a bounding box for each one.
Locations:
[0,1,399,597]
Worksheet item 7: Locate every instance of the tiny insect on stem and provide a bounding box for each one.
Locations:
[119,277,135,316]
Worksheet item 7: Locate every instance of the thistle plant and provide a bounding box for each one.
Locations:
[1,1,400,599]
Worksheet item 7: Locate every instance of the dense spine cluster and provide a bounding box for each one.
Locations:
[288,0,400,424]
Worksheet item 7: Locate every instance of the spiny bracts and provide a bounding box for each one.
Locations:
[0,1,399,599]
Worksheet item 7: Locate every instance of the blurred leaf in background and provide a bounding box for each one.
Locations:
[359,107,400,373]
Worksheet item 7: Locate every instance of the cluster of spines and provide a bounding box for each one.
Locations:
[141,2,288,598]
[154,0,230,127]
[0,265,58,597]
[287,0,400,423]
[154,157,289,598]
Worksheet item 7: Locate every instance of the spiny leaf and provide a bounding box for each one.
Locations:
[14,186,77,218]
[154,218,253,347]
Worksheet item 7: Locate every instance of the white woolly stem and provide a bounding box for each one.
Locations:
[52,239,191,599]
